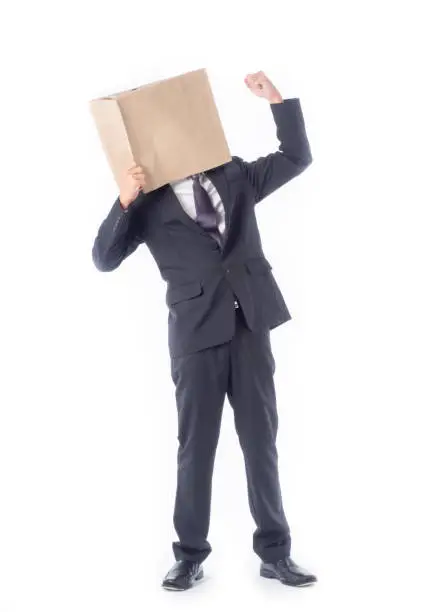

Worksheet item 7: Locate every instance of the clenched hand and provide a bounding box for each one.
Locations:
[244,71,283,104]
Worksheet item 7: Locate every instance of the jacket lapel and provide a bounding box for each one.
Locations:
[165,183,206,237]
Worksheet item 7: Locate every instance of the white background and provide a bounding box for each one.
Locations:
[1,1,439,611]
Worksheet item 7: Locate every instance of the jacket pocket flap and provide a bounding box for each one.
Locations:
[167,281,203,306]
[245,257,272,275]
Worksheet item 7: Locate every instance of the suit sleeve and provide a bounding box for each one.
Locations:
[92,195,145,271]
[235,97,312,204]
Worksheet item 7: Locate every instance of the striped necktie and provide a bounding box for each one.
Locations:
[191,173,219,234]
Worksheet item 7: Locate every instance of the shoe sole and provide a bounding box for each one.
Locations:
[260,567,316,587]
[162,569,204,591]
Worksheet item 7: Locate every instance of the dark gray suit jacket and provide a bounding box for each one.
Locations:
[92,98,312,357]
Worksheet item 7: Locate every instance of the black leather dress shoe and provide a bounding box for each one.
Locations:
[162,560,204,591]
[260,557,317,587]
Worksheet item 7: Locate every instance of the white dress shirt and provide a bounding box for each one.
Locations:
[169,172,226,235]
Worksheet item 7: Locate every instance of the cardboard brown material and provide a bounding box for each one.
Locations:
[90,68,231,194]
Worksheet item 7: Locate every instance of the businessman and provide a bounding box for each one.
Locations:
[92,71,316,590]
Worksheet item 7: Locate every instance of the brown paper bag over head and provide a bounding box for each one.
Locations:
[89,68,231,194]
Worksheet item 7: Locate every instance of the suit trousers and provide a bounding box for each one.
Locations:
[170,306,291,563]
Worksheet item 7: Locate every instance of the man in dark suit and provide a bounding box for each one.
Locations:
[92,71,316,590]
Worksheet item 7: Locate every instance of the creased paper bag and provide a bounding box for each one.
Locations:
[89,68,231,193]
